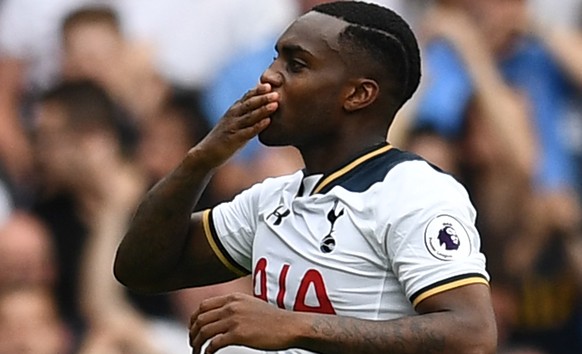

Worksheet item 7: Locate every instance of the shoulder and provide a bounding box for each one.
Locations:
[382,158,474,215]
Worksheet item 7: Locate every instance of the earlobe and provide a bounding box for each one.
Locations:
[343,79,379,112]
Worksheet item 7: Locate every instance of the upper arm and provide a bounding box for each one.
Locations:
[384,163,489,307]
[146,211,243,292]
[415,283,497,351]
[415,282,492,316]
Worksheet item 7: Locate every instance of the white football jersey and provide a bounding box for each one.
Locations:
[202,144,489,354]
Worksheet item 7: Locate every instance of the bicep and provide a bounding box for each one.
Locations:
[155,211,242,291]
[415,283,497,343]
[413,284,498,353]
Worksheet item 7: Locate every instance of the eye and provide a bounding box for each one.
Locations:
[287,58,306,73]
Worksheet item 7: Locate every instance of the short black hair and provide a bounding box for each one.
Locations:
[39,79,138,158]
[312,1,421,110]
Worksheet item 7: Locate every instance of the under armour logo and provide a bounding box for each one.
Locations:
[320,200,344,253]
[267,205,290,226]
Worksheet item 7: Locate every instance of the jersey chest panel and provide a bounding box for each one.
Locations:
[251,187,412,319]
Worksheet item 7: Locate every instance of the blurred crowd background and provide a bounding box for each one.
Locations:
[0,0,581,353]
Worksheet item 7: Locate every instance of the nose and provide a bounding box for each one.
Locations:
[260,62,283,88]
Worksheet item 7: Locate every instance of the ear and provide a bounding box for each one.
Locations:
[343,79,379,112]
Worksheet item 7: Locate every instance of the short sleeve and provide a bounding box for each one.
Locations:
[383,161,489,308]
[202,182,264,276]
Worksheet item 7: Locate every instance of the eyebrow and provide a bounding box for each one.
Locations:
[275,43,315,58]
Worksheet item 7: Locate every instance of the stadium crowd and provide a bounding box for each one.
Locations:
[0,0,581,353]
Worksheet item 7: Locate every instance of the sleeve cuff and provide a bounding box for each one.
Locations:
[202,209,250,277]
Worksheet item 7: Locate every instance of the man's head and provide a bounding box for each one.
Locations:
[34,80,136,190]
[0,287,70,354]
[61,6,123,80]
[0,212,56,288]
[258,1,420,148]
[311,1,421,109]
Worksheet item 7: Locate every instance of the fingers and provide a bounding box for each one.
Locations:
[191,316,230,354]
[191,334,231,354]
[229,91,279,123]
[204,333,233,354]
[238,83,272,103]
[190,294,249,353]
[189,295,230,352]
[194,83,277,163]
[218,87,278,143]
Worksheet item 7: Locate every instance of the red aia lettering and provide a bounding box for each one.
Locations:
[293,269,335,314]
[276,264,290,309]
[252,257,336,315]
[253,257,268,302]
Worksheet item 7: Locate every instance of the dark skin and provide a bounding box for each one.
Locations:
[114,11,497,354]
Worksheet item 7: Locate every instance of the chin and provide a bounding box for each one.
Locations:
[258,129,289,147]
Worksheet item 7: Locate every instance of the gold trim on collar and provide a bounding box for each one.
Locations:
[312,144,392,195]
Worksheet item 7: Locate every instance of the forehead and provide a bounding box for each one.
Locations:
[276,11,348,58]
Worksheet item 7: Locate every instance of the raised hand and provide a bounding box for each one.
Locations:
[193,83,279,168]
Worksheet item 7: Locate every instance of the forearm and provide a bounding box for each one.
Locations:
[114,148,216,289]
[115,83,276,291]
[456,40,536,176]
[82,209,130,319]
[293,311,495,354]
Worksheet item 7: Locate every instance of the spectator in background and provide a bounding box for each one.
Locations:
[137,89,212,189]
[117,0,296,90]
[0,286,72,354]
[0,211,56,289]
[32,80,190,353]
[406,0,582,352]
[0,0,293,206]
[0,0,114,206]
[530,4,582,208]
[61,5,169,124]
[530,0,582,301]
[0,211,71,353]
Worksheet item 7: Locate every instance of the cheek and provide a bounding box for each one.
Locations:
[285,81,339,118]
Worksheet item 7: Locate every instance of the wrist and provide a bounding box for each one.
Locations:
[186,144,228,172]
[288,312,332,352]
[272,310,309,350]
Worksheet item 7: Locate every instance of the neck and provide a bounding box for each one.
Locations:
[299,135,388,176]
